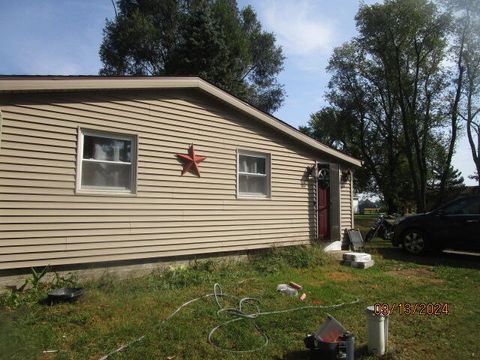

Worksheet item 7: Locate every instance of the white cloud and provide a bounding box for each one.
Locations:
[258,0,334,58]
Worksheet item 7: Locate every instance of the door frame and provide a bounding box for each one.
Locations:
[316,164,330,240]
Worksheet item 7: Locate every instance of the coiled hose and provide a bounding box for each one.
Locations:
[99,283,360,359]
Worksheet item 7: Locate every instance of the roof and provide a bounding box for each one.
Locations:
[0,76,362,167]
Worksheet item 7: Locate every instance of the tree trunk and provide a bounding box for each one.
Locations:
[476,128,480,191]
[437,26,465,207]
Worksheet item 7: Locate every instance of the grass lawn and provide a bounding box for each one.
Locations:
[1,241,479,360]
[354,215,376,236]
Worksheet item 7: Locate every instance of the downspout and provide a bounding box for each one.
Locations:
[350,170,354,229]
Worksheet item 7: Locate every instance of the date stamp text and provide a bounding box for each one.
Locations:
[373,303,449,316]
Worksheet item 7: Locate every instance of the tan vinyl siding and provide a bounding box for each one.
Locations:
[0,89,329,270]
[340,174,354,232]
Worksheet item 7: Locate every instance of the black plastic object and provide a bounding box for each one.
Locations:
[47,287,84,303]
[311,340,338,360]
[305,334,355,360]
[338,332,355,360]
[346,229,364,251]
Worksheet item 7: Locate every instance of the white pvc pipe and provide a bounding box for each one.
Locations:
[366,306,388,355]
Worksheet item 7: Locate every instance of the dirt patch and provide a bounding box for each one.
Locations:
[387,268,446,284]
[324,271,356,281]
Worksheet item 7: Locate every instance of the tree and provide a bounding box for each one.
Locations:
[300,106,380,196]
[355,0,451,213]
[446,0,480,189]
[165,2,232,85]
[426,136,465,205]
[302,0,463,213]
[358,198,381,214]
[99,0,285,113]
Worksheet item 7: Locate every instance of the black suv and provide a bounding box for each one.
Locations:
[392,195,480,254]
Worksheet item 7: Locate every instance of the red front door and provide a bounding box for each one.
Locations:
[317,173,330,239]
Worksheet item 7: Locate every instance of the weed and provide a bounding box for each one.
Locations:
[153,259,231,289]
[0,268,78,309]
[161,264,208,289]
[53,271,78,288]
[249,244,332,273]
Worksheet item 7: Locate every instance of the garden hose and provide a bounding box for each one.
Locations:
[99,283,360,359]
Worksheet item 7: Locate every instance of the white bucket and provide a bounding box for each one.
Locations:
[366,306,389,355]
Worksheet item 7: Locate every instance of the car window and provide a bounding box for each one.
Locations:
[463,199,480,215]
[443,198,480,215]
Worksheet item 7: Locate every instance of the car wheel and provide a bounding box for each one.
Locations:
[402,229,428,255]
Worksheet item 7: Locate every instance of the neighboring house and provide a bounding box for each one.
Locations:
[0,76,361,272]
[353,195,359,214]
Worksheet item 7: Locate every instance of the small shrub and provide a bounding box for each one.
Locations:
[152,261,215,290]
[249,245,331,274]
[282,246,317,268]
[146,258,246,290]
[249,248,286,274]
[53,271,78,288]
[161,265,207,289]
[190,259,219,273]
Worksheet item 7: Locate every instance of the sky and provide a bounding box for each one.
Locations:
[0,0,476,185]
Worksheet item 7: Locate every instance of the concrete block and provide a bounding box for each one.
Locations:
[343,252,372,262]
[351,260,375,269]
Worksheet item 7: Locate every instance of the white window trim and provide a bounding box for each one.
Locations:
[76,128,138,195]
[236,149,271,199]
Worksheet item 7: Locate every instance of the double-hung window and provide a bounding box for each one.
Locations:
[77,129,136,193]
[237,150,271,198]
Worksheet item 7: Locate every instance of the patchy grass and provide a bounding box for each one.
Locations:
[354,215,376,237]
[1,243,479,360]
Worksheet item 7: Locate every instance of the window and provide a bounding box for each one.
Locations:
[77,129,136,193]
[442,197,480,215]
[237,150,271,197]
[464,199,480,214]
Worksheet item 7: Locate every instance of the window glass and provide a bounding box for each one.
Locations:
[443,198,480,215]
[238,152,270,197]
[81,162,132,190]
[239,174,267,194]
[463,199,480,215]
[79,131,135,192]
[83,135,132,162]
[239,155,266,174]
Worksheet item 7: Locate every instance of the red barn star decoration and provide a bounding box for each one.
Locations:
[176,144,207,177]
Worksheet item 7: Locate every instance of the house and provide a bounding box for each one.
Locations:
[353,195,359,214]
[0,76,361,274]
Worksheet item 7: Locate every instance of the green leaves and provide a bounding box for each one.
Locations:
[303,0,466,213]
[99,0,285,113]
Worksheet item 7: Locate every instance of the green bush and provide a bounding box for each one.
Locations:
[249,244,331,273]
[148,259,235,290]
